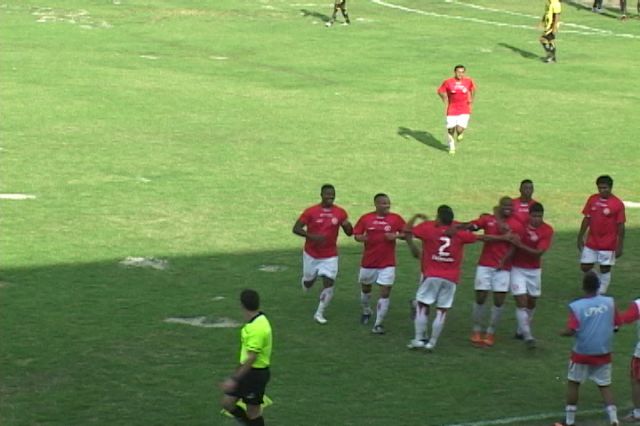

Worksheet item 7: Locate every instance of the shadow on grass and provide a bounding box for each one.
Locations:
[498,43,541,61]
[397,126,448,151]
[1,228,639,425]
[300,9,331,23]
[564,0,622,18]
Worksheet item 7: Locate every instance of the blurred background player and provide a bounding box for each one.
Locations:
[325,0,350,27]
[437,65,475,155]
[466,196,524,347]
[577,175,625,295]
[616,297,640,423]
[293,184,353,324]
[541,0,561,63]
[512,179,537,225]
[353,193,406,334]
[555,272,620,426]
[509,202,554,348]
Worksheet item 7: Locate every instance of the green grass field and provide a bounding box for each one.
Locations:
[1,0,640,424]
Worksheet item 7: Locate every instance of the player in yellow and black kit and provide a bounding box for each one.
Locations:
[540,0,561,63]
[220,289,273,426]
[326,0,350,27]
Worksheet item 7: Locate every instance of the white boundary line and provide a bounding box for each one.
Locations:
[370,0,640,39]
[444,407,605,426]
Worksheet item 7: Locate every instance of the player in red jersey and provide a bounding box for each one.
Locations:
[404,206,478,351]
[509,202,554,348]
[577,175,626,294]
[293,184,353,325]
[466,196,525,347]
[437,64,476,155]
[353,193,407,334]
[511,179,538,226]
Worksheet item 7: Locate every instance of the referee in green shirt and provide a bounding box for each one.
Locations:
[220,289,272,426]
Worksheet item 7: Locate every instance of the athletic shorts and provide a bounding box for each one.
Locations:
[474,266,510,292]
[567,361,611,386]
[630,357,640,382]
[580,247,615,266]
[541,31,556,41]
[446,114,470,129]
[226,368,271,406]
[416,277,457,309]
[510,267,542,297]
[358,266,396,286]
[302,251,338,282]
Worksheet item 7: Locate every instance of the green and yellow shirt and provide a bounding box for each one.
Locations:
[239,313,272,368]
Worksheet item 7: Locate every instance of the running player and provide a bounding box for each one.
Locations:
[353,193,406,334]
[437,65,476,155]
[293,184,353,324]
[577,175,625,295]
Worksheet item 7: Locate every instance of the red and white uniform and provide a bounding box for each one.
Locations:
[582,194,625,251]
[353,212,406,268]
[512,222,554,270]
[511,198,538,226]
[412,221,477,284]
[298,204,349,259]
[619,300,640,359]
[472,214,524,270]
[437,77,475,116]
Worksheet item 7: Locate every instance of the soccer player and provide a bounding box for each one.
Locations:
[325,0,350,27]
[467,196,525,347]
[577,175,625,295]
[353,193,406,334]
[405,206,493,351]
[293,184,353,324]
[511,179,538,225]
[437,65,476,155]
[220,289,272,426]
[616,298,640,423]
[509,202,554,347]
[555,273,621,426]
[541,0,561,63]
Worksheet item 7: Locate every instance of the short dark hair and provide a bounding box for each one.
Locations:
[583,272,600,293]
[437,205,454,225]
[321,184,335,193]
[499,196,512,205]
[240,289,260,311]
[596,175,613,187]
[530,202,544,214]
[374,193,388,201]
[520,179,533,186]
[454,64,465,71]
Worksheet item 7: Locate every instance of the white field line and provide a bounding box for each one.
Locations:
[370,0,640,39]
[0,193,36,200]
[444,407,604,426]
[624,201,640,208]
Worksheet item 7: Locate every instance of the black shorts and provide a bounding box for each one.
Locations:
[226,368,270,405]
[541,31,556,41]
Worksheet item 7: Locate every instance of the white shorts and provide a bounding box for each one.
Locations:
[567,361,612,386]
[510,267,542,297]
[474,266,510,292]
[446,114,470,129]
[302,251,338,282]
[416,277,457,309]
[358,267,396,286]
[580,247,615,266]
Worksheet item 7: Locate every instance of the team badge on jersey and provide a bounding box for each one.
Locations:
[331,217,339,225]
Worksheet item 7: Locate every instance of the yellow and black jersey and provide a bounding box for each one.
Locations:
[543,0,561,33]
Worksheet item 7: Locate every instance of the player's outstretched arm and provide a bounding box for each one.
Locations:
[341,220,353,237]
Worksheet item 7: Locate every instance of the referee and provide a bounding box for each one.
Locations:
[220,289,272,426]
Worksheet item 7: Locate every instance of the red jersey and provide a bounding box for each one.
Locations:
[511,198,537,225]
[512,222,554,269]
[353,212,406,268]
[298,204,349,259]
[472,214,524,269]
[582,194,625,251]
[412,221,477,284]
[437,77,475,116]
